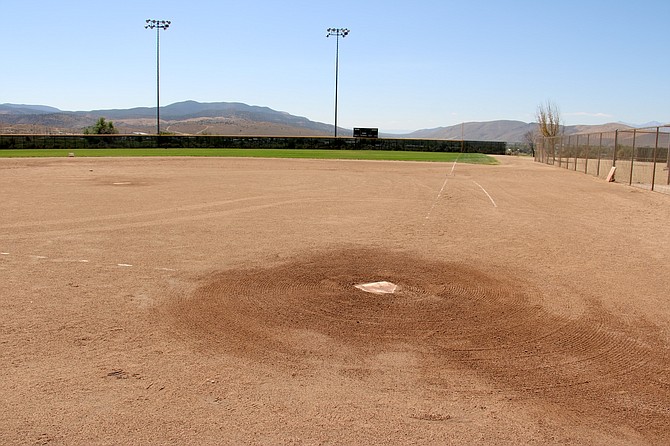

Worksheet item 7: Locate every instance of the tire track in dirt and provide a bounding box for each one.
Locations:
[0,197,310,240]
[0,196,270,231]
[0,193,421,241]
[160,248,670,438]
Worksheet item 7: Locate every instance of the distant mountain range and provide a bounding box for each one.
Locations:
[0,101,335,137]
[406,120,637,142]
[0,104,62,114]
[0,100,656,142]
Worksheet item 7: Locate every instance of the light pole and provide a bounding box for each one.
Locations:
[145,19,171,135]
[326,28,349,137]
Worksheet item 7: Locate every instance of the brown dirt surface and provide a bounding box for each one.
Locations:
[1,155,669,445]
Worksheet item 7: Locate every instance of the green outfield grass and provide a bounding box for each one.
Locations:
[0,148,498,164]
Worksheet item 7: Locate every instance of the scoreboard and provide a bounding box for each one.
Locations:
[353,128,379,138]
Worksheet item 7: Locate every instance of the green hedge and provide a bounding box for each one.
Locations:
[0,135,506,155]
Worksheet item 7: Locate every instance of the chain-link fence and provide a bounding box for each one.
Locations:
[535,126,670,194]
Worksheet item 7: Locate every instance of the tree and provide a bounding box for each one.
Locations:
[536,100,561,163]
[84,117,118,134]
[536,100,561,137]
[523,130,536,157]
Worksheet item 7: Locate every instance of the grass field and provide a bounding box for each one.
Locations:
[0,148,498,163]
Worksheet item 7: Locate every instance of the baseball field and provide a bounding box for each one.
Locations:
[1,155,668,445]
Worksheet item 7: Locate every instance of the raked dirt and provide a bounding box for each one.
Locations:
[1,155,669,445]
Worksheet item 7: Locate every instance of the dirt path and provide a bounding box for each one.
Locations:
[1,156,669,445]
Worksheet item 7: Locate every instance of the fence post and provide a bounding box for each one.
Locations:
[552,137,556,165]
[629,129,636,186]
[651,127,659,191]
[574,135,579,171]
[561,137,566,168]
[584,134,589,174]
[597,133,602,177]
[568,135,573,170]
[613,130,618,167]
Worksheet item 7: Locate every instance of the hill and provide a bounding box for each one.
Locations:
[0,101,336,137]
[0,104,62,115]
[0,101,639,141]
[404,120,634,142]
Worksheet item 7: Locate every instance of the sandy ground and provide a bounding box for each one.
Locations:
[1,155,669,445]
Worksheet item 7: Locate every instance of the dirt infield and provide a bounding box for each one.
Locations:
[1,156,669,445]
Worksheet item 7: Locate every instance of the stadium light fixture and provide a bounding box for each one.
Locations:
[145,19,171,135]
[326,28,349,138]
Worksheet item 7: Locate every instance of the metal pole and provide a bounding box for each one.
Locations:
[156,26,160,135]
[552,137,555,165]
[597,133,602,177]
[629,129,636,185]
[585,134,590,174]
[561,136,566,168]
[334,33,339,137]
[569,135,572,170]
[613,130,618,167]
[651,127,659,191]
[145,19,171,136]
[326,28,349,138]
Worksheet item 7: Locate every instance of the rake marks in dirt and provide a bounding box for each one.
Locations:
[165,248,669,436]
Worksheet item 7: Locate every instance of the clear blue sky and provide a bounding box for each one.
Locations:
[2,0,669,132]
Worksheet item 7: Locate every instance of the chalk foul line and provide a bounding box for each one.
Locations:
[472,180,497,208]
[424,157,462,222]
[424,176,447,220]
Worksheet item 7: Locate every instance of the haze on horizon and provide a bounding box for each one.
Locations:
[2,0,669,133]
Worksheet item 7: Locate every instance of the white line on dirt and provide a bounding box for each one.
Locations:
[449,160,458,176]
[472,180,497,208]
[424,174,449,221]
[424,158,459,221]
[436,174,450,199]
[0,248,181,278]
[4,249,176,273]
